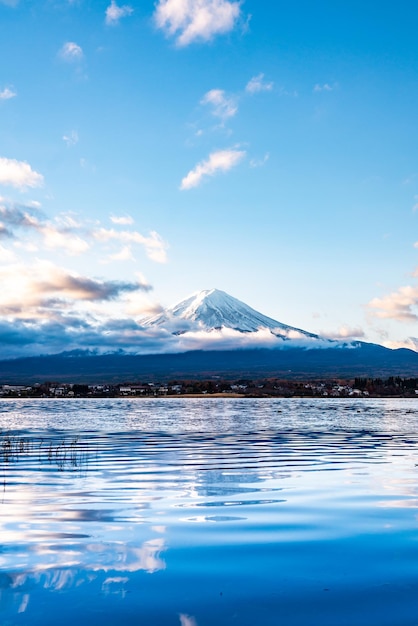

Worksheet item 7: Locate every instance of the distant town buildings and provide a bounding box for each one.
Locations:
[0,377,416,398]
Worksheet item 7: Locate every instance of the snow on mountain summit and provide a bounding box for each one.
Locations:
[142,288,319,339]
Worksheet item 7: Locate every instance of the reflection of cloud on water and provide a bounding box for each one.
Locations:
[194,469,265,499]
[18,592,29,613]
[179,614,198,626]
[0,534,166,618]
[378,499,418,509]
[3,536,166,597]
[102,576,129,597]
[6,415,418,618]
[96,537,166,574]
[13,567,79,591]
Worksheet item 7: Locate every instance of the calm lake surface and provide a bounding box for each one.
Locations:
[1,397,418,625]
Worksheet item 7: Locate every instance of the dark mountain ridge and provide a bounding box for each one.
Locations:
[0,343,417,384]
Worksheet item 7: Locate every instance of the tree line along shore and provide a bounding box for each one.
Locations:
[1,376,418,398]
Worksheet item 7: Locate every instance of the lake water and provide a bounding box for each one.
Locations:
[1,397,418,625]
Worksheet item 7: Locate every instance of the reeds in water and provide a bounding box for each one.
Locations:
[0,432,88,472]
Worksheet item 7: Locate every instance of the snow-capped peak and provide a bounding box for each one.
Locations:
[142,288,318,339]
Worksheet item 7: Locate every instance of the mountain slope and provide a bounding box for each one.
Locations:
[142,288,319,339]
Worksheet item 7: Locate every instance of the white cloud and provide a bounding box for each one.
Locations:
[246,73,273,94]
[40,225,90,256]
[53,213,82,229]
[94,227,168,263]
[60,42,83,62]
[0,203,89,255]
[250,152,269,168]
[313,83,336,92]
[323,325,366,340]
[0,87,16,100]
[278,87,298,98]
[180,148,245,190]
[368,285,418,322]
[154,0,242,46]
[79,157,96,171]
[108,245,134,262]
[201,88,237,122]
[62,130,79,147]
[27,200,42,209]
[105,1,133,25]
[0,244,16,262]
[384,337,418,352]
[110,215,134,225]
[0,201,168,264]
[0,0,19,6]
[0,157,44,190]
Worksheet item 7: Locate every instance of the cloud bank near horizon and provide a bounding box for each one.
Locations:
[0,305,349,360]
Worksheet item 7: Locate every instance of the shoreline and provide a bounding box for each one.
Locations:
[0,394,417,400]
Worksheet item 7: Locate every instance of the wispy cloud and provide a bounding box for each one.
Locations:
[108,245,135,262]
[0,200,168,262]
[368,286,418,322]
[0,87,16,100]
[105,0,133,25]
[250,153,269,168]
[323,325,366,340]
[246,73,273,94]
[201,88,237,122]
[0,0,19,6]
[313,83,337,93]
[180,148,245,190]
[93,228,168,263]
[110,215,134,225]
[0,201,43,229]
[0,201,89,255]
[40,225,90,256]
[0,244,16,262]
[154,0,242,46]
[62,130,79,147]
[194,73,274,139]
[0,157,44,190]
[59,42,84,62]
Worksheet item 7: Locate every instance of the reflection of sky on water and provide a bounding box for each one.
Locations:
[2,398,418,624]
[4,396,418,432]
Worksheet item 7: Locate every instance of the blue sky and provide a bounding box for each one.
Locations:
[1,0,418,357]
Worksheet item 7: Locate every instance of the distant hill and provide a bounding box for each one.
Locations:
[0,343,417,384]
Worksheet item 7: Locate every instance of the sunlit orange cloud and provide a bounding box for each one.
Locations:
[0,261,150,318]
[369,285,418,322]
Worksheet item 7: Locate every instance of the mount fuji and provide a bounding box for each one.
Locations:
[142,288,324,343]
